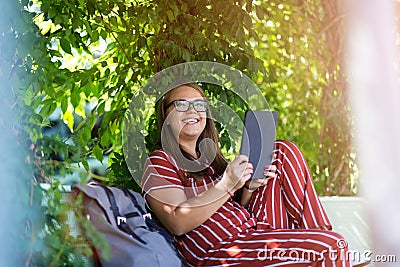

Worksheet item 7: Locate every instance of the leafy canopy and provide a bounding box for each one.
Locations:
[3,0,357,265]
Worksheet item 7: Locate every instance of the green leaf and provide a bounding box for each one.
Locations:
[82,158,90,172]
[109,16,117,27]
[60,38,72,54]
[70,91,80,108]
[100,29,108,40]
[91,30,99,43]
[166,10,174,21]
[61,96,68,114]
[100,129,111,148]
[63,110,75,131]
[39,100,57,118]
[182,48,191,62]
[93,145,104,162]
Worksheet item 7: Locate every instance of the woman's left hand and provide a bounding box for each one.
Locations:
[244,164,277,192]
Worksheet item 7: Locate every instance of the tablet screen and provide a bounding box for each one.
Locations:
[239,110,278,179]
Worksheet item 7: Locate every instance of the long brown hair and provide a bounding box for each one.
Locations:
[154,83,227,180]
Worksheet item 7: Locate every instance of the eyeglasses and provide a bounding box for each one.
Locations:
[165,99,208,112]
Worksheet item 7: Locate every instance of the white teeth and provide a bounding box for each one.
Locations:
[184,118,199,124]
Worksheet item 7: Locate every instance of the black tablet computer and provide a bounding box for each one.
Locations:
[239,110,278,179]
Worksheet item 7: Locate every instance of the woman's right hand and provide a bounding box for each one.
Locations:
[221,155,253,192]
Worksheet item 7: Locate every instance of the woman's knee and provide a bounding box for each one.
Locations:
[274,140,305,160]
[274,139,299,151]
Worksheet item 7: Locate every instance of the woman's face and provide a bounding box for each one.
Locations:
[164,85,207,144]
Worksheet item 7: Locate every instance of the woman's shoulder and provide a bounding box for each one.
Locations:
[149,148,171,159]
[149,149,167,158]
[148,149,179,168]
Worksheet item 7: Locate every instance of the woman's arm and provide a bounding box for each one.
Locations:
[146,155,253,236]
[146,183,230,236]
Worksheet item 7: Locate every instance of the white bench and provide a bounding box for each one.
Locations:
[320,196,371,266]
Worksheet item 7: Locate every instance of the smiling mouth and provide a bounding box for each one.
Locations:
[183,118,200,124]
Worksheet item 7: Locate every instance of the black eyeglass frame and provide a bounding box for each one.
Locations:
[165,99,209,112]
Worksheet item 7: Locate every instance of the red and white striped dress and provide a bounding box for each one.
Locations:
[142,140,351,266]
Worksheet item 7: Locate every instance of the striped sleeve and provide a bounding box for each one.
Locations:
[141,150,184,195]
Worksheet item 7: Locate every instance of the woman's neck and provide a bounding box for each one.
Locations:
[179,140,198,159]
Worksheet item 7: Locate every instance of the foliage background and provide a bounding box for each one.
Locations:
[1,0,356,265]
[25,0,356,195]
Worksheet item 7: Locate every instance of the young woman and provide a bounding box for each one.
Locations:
[141,83,352,266]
